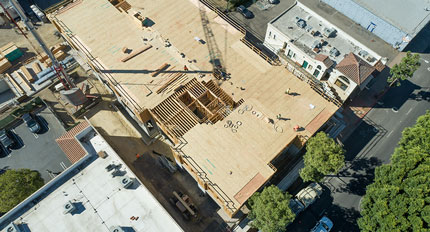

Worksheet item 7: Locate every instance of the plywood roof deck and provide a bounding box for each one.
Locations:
[54,0,202,109]
[53,0,339,210]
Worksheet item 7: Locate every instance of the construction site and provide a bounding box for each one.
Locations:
[47,0,339,218]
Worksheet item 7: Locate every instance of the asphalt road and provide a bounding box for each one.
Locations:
[287,54,430,232]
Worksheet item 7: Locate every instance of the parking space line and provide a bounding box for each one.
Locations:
[33,133,39,139]
[60,162,67,170]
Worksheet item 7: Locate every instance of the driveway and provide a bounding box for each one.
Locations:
[227,0,295,41]
[286,54,430,231]
[0,107,71,182]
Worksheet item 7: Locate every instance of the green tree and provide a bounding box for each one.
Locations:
[358,111,430,231]
[0,169,44,213]
[387,51,420,86]
[300,131,345,182]
[248,185,295,232]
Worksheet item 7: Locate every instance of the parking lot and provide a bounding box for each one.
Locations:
[0,107,71,182]
[227,0,296,41]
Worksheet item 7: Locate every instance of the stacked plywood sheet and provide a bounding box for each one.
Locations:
[0,58,12,74]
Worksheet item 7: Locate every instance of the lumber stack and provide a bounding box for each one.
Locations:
[121,45,152,62]
[15,71,32,90]
[0,58,12,74]
[0,42,23,62]
[151,63,169,77]
[6,73,25,95]
[20,65,35,83]
[32,62,42,74]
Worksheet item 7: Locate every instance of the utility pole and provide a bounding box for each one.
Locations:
[8,0,74,89]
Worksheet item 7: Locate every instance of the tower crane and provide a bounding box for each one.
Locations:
[9,0,74,90]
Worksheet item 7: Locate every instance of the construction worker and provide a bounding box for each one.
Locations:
[184,65,188,71]
[285,88,291,95]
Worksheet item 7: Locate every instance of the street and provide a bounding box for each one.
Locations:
[287,54,430,232]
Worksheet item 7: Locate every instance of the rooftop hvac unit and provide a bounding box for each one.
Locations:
[311,40,321,49]
[120,176,133,189]
[296,19,306,28]
[305,25,313,32]
[5,223,21,232]
[329,47,340,57]
[323,27,336,38]
[109,226,126,232]
[63,201,76,214]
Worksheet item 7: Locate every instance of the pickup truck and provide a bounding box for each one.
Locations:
[295,182,323,209]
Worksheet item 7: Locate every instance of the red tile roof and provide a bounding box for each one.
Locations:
[56,121,90,164]
[336,53,375,85]
[314,54,334,68]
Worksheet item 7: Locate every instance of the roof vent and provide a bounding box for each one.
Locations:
[120,176,133,189]
[109,226,126,232]
[5,223,21,232]
[63,201,76,214]
[359,50,369,58]
[329,47,340,57]
[323,27,336,38]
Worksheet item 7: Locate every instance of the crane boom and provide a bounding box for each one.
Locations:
[9,0,74,89]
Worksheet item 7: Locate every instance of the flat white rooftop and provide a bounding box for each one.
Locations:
[271,4,379,65]
[353,0,430,36]
[1,127,182,232]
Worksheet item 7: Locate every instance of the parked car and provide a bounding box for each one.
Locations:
[295,182,323,208]
[236,5,253,19]
[0,129,14,148]
[22,113,41,133]
[310,216,333,232]
[268,0,279,4]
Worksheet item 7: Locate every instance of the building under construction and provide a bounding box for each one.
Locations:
[48,0,339,217]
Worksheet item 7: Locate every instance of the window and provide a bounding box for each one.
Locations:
[338,75,350,84]
[269,31,271,38]
[273,34,276,40]
[317,65,322,70]
[308,65,313,70]
[313,69,320,77]
[334,76,350,91]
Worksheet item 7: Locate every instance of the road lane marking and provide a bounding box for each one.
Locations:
[387,130,393,137]
[406,108,413,115]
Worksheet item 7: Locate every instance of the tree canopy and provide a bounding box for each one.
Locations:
[300,132,345,182]
[358,111,430,231]
[388,51,420,86]
[248,185,295,232]
[0,169,44,213]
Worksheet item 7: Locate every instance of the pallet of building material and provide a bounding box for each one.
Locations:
[20,65,35,83]
[32,62,42,74]
[156,73,183,94]
[15,71,32,90]
[121,45,152,62]
[50,44,67,54]
[0,58,12,74]
[54,50,67,61]
[3,45,23,62]
[6,73,25,95]
[151,63,169,77]
[38,52,49,63]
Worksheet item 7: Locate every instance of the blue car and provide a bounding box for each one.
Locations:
[310,216,333,232]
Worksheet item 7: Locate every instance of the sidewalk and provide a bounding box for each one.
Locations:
[337,67,390,142]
